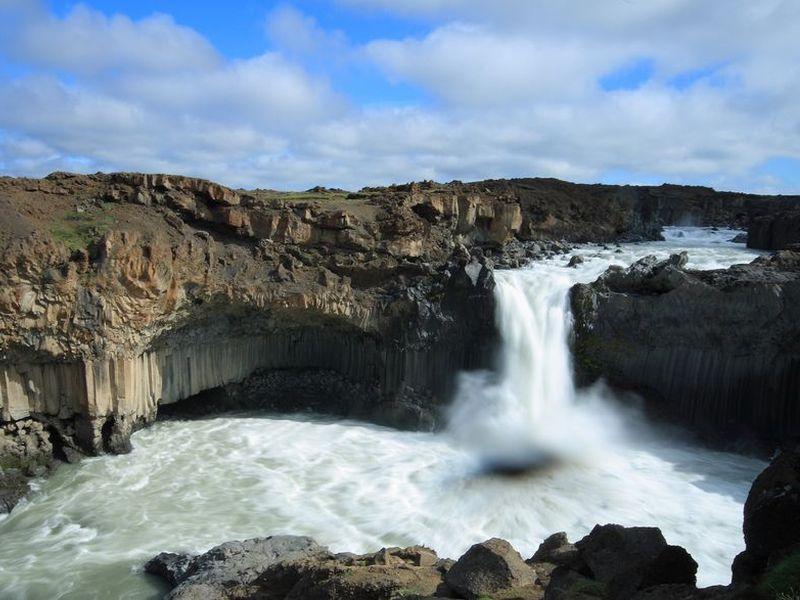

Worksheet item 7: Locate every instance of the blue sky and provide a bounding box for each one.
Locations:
[0,0,798,192]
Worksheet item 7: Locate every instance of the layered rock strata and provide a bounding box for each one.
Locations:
[1,172,798,510]
[570,251,800,446]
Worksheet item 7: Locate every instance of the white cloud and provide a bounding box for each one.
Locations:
[0,0,798,193]
[266,4,349,60]
[366,23,621,106]
[0,3,219,75]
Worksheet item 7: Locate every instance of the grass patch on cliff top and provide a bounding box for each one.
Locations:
[251,190,351,204]
[50,205,115,251]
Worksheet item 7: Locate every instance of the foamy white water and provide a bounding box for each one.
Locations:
[0,228,766,599]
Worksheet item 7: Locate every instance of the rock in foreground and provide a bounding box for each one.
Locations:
[541,526,696,600]
[147,527,702,600]
[145,449,800,600]
[445,538,540,599]
[147,536,457,600]
[732,448,800,590]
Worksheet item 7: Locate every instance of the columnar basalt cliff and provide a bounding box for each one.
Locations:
[748,207,800,250]
[1,172,798,510]
[570,251,800,446]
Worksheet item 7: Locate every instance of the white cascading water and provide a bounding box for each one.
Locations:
[446,256,637,469]
[0,228,769,599]
[449,227,765,466]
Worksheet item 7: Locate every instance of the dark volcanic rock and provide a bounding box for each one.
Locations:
[530,532,579,568]
[145,553,193,587]
[148,539,452,600]
[444,537,539,599]
[747,208,800,250]
[146,530,705,600]
[570,251,800,445]
[730,233,747,244]
[576,525,697,600]
[567,255,585,268]
[0,419,70,514]
[151,536,330,599]
[732,449,800,586]
[256,546,451,600]
[543,525,697,600]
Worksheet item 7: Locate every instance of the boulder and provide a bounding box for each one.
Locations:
[545,568,607,600]
[730,233,747,244]
[732,449,800,586]
[530,532,579,568]
[258,553,449,600]
[168,582,227,600]
[146,536,330,598]
[576,525,696,599]
[444,538,538,599]
[148,541,453,600]
[567,255,585,268]
[145,553,193,587]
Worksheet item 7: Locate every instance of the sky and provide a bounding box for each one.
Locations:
[0,0,799,192]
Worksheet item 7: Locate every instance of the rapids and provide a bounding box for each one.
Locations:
[0,228,767,599]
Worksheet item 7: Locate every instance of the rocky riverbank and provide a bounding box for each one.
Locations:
[145,450,800,600]
[570,250,800,448]
[1,172,799,512]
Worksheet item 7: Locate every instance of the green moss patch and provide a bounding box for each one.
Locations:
[50,205,115,251]
[760,550,800,599]
[568,579,607,598]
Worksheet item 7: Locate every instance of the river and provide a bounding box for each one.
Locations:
[0,227,767,599]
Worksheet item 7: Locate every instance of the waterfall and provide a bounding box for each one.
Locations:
[493,268,576,422]
[446,263,611,470]
[447,227,763,470]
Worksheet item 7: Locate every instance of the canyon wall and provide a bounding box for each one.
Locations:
[748,207,800,250]
[1,171,799,509]
[570,251,800,446]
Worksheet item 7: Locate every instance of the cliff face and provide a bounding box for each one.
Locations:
[0,171,797,509]
[0,173,504,458]
[570,251,800,446]
[748,208,800,250]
